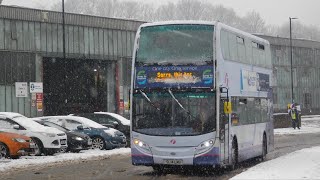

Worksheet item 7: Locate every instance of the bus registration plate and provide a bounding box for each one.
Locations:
[163,159,183,165]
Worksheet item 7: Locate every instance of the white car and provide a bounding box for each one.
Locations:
[0,112,68,155]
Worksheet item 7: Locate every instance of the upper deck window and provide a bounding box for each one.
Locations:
[136,24,214,64]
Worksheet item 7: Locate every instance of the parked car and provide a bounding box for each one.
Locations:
[71,112,130,145]
[38,116,126,150]
[0,131,35,159]
[0,112,68,156]
[32,118,92,153]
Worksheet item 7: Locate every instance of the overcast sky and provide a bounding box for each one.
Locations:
[2,0,319,27]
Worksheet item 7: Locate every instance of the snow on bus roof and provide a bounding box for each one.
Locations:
[139,21,270,45]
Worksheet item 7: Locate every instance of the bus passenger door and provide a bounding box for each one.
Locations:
[219,87,230,165]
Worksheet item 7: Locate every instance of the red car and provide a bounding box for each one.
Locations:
[0,131,35,159]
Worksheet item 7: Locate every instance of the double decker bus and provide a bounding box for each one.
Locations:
[130,21,274,170]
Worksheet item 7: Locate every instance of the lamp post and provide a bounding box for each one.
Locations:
[289,17,298,104]
[62,0,66,61]
[62,0,68,107]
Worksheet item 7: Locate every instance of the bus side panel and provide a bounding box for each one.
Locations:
[231,124,256,162]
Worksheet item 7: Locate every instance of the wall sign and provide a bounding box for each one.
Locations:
[15,82,28,97]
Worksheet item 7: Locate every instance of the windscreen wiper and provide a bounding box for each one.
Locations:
[167,89,196,119]
[139,90,160,111]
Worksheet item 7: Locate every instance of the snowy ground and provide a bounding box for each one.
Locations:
[0,148,130,172]
[1,115,320,179]
[232,115,320,179]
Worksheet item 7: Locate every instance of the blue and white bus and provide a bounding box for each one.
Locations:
[130,21,274,170]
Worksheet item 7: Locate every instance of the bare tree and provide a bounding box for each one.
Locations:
[242,10,266,33]
[49,0,320,41]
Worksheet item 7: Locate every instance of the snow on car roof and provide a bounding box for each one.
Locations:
[43,116,106,129]
[0,112,26,119]
[43,115,119,136]
[94,112,130,126]
[0,112,50,131]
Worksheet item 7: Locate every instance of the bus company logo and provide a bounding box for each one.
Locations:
[202,69,213,84]
[170,139,176,144]
[136,70,147,85]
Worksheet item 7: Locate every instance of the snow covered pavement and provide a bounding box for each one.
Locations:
[232,115,320,179]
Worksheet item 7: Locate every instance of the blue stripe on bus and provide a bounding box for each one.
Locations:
[193,147,220,165]
[131,148,154,165]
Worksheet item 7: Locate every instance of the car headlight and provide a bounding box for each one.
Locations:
[133,139,151,154]
[12,138,26,143]
[72,136,84,141]
[40,132,56,137]
[194,139,214,156]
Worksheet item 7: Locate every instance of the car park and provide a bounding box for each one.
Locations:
[38,116,127,150]
[0,131,35,159]
[0,112,68,156]
[71,112,130,145]
[33,119,92,153]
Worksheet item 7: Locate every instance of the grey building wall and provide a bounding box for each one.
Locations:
[258,35,320,114]
[0,5,144,117]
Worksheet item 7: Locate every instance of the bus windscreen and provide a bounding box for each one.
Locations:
[132,91,216,136]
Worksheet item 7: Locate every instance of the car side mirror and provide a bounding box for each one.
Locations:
[13,124,20,130]
[77,125,84,130]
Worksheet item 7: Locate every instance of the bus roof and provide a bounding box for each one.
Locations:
[138,21,270,45]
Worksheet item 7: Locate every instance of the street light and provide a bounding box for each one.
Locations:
[62,0,66,61]
[62,0,68,106]
[289,17,298,104]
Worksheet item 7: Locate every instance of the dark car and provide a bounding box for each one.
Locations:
[33,119,92,153]
[72,112,130,145]
[39,116,126,150]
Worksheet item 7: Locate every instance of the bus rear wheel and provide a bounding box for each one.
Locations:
[228,139,238,171]
[261,134,267,161]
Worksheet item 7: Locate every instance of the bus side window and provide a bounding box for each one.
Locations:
[239,98,247,105]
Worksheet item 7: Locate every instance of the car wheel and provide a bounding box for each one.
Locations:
[92,137,105,150]
[32,138,44,156]
[0,142,9,159]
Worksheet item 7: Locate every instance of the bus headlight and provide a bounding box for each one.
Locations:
[194,139,214,156]
[133,139,151,154]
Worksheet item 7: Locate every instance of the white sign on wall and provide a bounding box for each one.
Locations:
[15,82,28,97]
[30,82,43,93]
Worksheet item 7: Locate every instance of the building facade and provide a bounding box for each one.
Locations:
[258,35,320,114]
[0,5,143,117]
[1,5,320,117]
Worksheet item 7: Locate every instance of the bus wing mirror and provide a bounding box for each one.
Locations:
[224,102,232,114]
